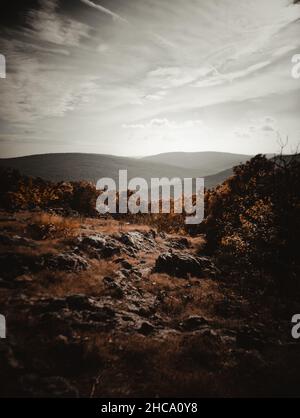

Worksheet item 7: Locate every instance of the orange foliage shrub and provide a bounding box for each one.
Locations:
[203,154,300,296]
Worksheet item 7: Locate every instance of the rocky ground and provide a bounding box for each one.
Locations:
[0,211,299,398]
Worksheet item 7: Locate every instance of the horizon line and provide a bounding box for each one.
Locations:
[0,150,280,160]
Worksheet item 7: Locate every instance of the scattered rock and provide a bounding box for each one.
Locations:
[180,315,209,331]
[103,276,124,299]
[20,375,79,398]
[66,294,93,310]
[120,267,142,281]
[32,293,118,328]
[138,321,155,335]
[118,231,156,252]
[167,237,190,249]
[120,260,133,270]
[44,252,89,272]
[77,234,121,258]
[87,306,116,322]
[79,234,106,248]
[155,251,218,278]
[27,223,57,240]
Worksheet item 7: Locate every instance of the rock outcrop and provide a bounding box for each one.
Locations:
[155,251,219,278]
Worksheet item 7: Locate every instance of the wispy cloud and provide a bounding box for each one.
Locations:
[234,116,278,139]
[80,0,128,23]
[0,36,99,123]
[193,61,271,88]
[26,0,90,46]
[145,66,213,90]
[122,118,204,129]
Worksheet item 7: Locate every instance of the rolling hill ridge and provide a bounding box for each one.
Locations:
[0,151,254,188]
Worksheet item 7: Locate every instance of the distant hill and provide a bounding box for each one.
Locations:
[0,151,256,189]
[203,154,299,188]
[204,167,234,188]
[0,153,198,183]
[142,151,253,176]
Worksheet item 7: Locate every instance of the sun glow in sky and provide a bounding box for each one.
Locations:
[0,0,300,157]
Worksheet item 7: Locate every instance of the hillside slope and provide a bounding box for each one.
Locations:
[0,152,252,188]
[0,153,199,183]
[142,151,253,176]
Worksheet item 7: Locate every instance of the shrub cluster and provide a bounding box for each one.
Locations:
[0,168,99,216]
[203,154,300,296]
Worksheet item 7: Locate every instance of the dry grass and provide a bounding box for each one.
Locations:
[27,212,82,239]
[0,212,263,397]
[31,259,117,298]
[143,271,222,320]
[82,331,229,397]
[83,217,153,235]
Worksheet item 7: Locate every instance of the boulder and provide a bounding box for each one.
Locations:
[180,315,209,331]
[44,252,89,272]
[138,321,155,335]
[120,260,133,270]
[66,294,93,310]
[29,296,117,334]
[118,231,156,252]
[78,234,121,258]
[155,251,218,278]
[79,234,106,248]
[103,276,124,299]
[167,237,190,249]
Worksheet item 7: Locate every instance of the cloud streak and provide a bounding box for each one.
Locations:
[122,118,205,129]
[193,61,271,88]
[80,0,128,23]
[26,0,90,46]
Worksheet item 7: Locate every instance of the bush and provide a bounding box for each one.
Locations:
[27,213,80,240]
[203,154,300,297]
[0,168,99,217]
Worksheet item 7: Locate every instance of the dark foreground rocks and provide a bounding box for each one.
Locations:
[118,231,156,251]
[155,251,219,278]
[75,230,157,259]
[1,215,299,398]
[0,251,89,285]
[180,315,210,331]
[20,375,79,398]
[77,234,121,258]
[44,252,89,272]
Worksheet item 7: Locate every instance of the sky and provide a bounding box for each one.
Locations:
[0,0,300,157]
